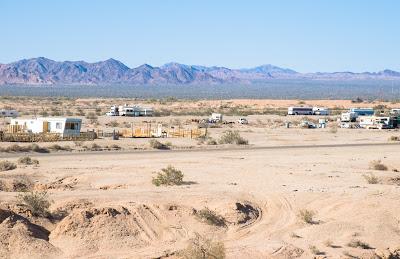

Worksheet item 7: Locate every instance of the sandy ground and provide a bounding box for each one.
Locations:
[1,140,400,258]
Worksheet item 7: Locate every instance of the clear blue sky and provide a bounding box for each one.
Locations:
[1,0,399,72]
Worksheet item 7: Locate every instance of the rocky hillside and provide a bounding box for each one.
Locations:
[0,57,399,85]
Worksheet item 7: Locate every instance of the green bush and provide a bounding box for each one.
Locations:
[218,130,248,145]
[16,191,52,217]
[152,166,184,186]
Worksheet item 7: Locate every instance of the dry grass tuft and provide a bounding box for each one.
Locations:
[0,160,17,171]
[299,209,316,224]
[180,233,226,259]
[369,160,388,171]
[195,208,226,227]
[363,174,379,184]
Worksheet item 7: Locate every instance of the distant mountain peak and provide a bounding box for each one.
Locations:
[0,57,399,86]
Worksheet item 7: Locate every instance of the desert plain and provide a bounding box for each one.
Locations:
[0,97,400,259]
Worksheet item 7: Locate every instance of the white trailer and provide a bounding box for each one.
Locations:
[9,117,82,137]
[341,112,358,122]
[113,105,153,117]
[210,113,223,122]
[312,107,330,115]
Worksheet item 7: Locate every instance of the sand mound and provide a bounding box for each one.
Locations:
[35,176,78,191]
[0,208,60,259]
[50,204,188,257]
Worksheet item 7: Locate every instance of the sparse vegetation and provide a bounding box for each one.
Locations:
[0,160,17,171]
[149,139,171,150]
[48,144,72,152]
[152,165,184,186]
[180,233,226,259]
[195,207,227,227]
[299,209,316,224]
[0,144,49,153]
[363,174,379,184]
[86,112,98,124]
[369,160,388,171]
[16,191,52,217]
[17,156,39,166]
[347,239,372,249]
[219,130,248,145]
[389,136,400,141]
[309,245,324,255]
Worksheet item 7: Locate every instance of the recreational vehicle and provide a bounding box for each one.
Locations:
[0,109,18,118]
[9,117,82,137]
[341,112,358,122]
[350,108,374,116]
[390,109,400,115]
[359,116,392,129]
[288,107,313,115]
[106,105,153,117]
[312,107,329,115]
[209,113,223,123]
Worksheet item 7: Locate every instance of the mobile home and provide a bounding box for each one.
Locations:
[288,107,313,115]
[359,116,392,129]
[9,117,82,137]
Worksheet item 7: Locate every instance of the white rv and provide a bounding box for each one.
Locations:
[359,116,391,129]
[312,107,329,115]
[390,109,400,115]
[288,107,313,115]
[210,113,223,122]
[106,105,153,117]
[0,109,18,117]
[341,112,358,122]
[9,117,82,137]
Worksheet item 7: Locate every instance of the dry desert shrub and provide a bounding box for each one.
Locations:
[149,139,171,150]
[347,239,372,249]
[17,156,39,166]
[369,160,388,171]
[180,233,226,259]
[363,174,379,184]
[219,130,248,145]
[299,209,316,224]
[309,245,324,255]
[195,208,226,227]
[16,191,52,217]
[48,144,72,152]
[152,165,184,186]
[0,160,17,171]
[389,136,400,141]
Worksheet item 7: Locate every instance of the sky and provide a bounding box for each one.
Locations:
[1,0,399,72]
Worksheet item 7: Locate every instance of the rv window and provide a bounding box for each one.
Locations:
[56,122,62,129]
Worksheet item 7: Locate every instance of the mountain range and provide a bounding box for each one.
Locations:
[0,57,399,86]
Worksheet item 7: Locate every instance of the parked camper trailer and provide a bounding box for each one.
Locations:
[106,105,153,117]
[288,107,313,115]
[0,109,18,118]
[350,108,374,116]
[390,109,400,115]
[209,113,223,123]
[359,116,392,129]
[9,117,82,137]
[312,107,329,115]
[341,112,358,122]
